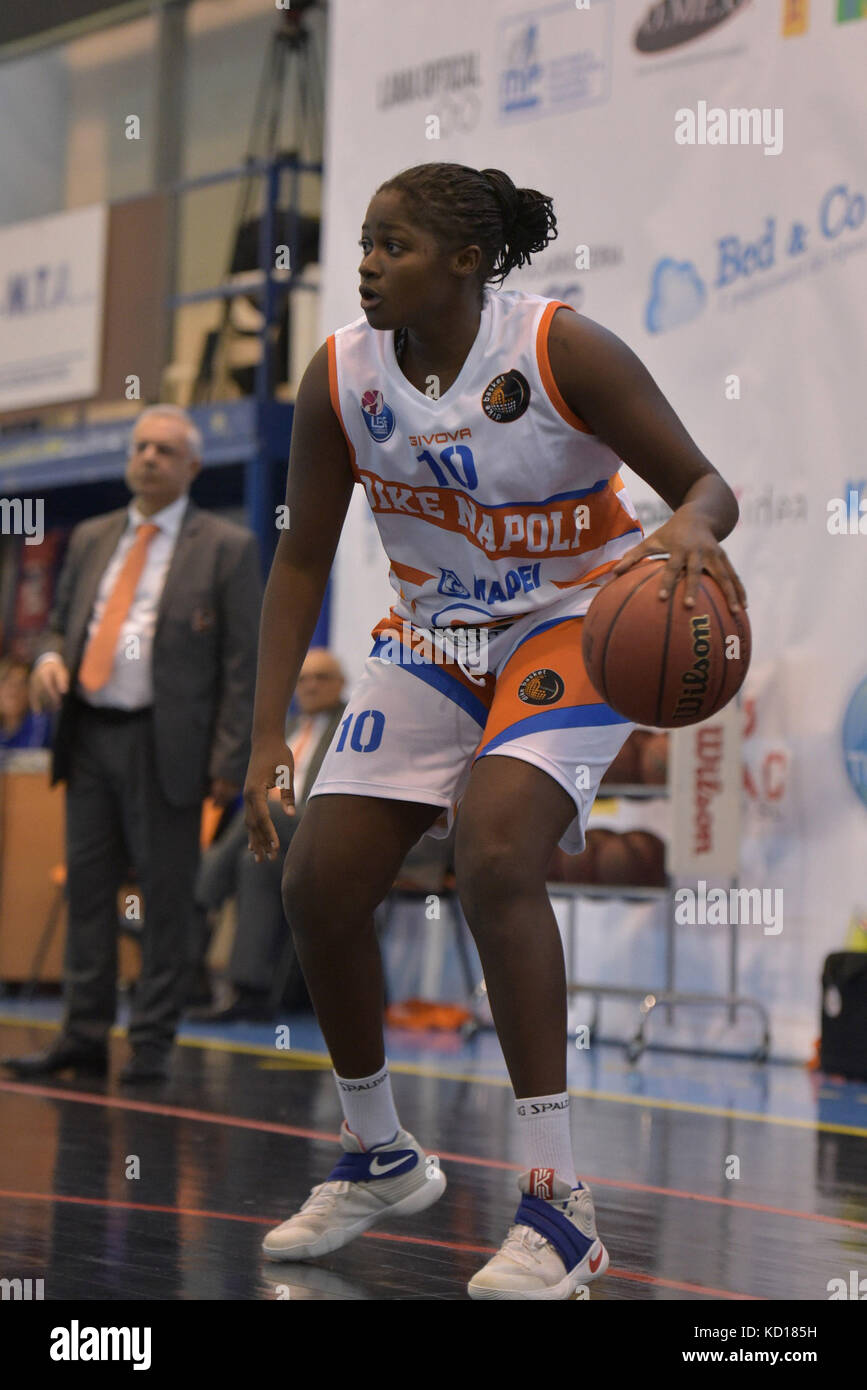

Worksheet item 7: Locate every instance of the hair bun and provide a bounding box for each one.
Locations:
[377,162,557,291]
[481,168,520,233]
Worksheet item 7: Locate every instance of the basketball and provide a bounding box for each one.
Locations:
[600,728,648,787]
[557,828,601,884]
[638,731,669,785]
[622,830,667,888]
[592,828,634,886]
[581,558,751,728]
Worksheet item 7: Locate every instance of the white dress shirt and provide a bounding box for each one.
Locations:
[76,494,189,709]
[287,712,332,801]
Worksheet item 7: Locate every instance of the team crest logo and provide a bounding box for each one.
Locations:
[360,388,396,442]
[482,369,531,423]
[518,668,564,705]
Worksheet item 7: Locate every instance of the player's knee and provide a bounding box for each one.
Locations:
[281,843,321,929]
[454,826,534,912]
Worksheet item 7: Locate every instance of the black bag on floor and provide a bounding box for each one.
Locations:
[820,952,867,1081]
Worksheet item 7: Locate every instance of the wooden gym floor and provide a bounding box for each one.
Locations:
[0,1012,865,1302]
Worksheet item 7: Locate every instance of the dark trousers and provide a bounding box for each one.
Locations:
[195,805,298,992]
[62,701,201,1051]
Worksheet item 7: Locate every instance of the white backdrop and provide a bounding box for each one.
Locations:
[317,0,867,1058]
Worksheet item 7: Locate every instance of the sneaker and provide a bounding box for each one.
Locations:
[262,1122,447,1261]
[468,1168,609,1300]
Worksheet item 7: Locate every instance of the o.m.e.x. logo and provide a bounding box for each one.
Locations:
[518,668,564,705]
[482,369,530,423]
[634,0,751,54]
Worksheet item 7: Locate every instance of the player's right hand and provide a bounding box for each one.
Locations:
[31,655,69,712]
[244,738,295,863]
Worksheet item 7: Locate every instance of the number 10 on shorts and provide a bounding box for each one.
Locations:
[335,709,385,753]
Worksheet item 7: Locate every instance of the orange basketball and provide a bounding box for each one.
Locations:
[559,829,600,884]
[581,558,750,728]
[593,829,634,886]
[600,728,648,787]
[638,731,669,785]
[622,830,667,888]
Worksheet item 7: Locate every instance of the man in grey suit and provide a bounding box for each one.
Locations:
[2,405,262,1083]
[190,648,345,1022]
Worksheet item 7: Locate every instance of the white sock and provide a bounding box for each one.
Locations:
[333,1061,401,1150]
[515,1092,577,1189]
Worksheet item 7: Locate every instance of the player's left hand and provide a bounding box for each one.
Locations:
[607,513,747,612]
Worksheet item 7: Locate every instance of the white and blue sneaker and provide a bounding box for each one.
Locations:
[468,1168,609,1300]
[262,1122,447,1261]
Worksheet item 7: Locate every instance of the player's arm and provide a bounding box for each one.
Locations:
[546,308,746,612]
[244,342,356,861]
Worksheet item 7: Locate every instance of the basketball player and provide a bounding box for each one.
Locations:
[244,164,746,1299]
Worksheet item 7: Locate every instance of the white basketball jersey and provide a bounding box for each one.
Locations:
[327,288,643,629]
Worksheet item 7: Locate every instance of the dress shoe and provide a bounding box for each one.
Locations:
[119,1047,170,1084]
[2,1038,108,1078]
[183,964,215,1009]
[187,986,274,1024]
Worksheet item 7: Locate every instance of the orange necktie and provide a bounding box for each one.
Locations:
[78,522,160,693]
[290,716,315,764]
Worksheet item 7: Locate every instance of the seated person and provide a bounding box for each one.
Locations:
[0,657,52,751]
[189,647,346,1021]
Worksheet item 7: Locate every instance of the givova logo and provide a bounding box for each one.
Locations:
[645,180,867,332]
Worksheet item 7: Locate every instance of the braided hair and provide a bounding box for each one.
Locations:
[376,163,557,299]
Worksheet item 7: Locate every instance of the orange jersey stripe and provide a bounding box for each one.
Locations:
[390,558,435,585]
[327,334,361,482]
[536,302,592,434]
[473,614,604,757]
[358,469,637,565]
[551,555,629,589]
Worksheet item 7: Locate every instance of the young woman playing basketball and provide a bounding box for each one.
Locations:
[244,162,746,1300]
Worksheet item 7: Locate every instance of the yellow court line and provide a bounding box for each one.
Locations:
[3,1015,866,1139]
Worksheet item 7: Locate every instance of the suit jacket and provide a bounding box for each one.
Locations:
[41,500,262,807]
[285,703,345,810]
